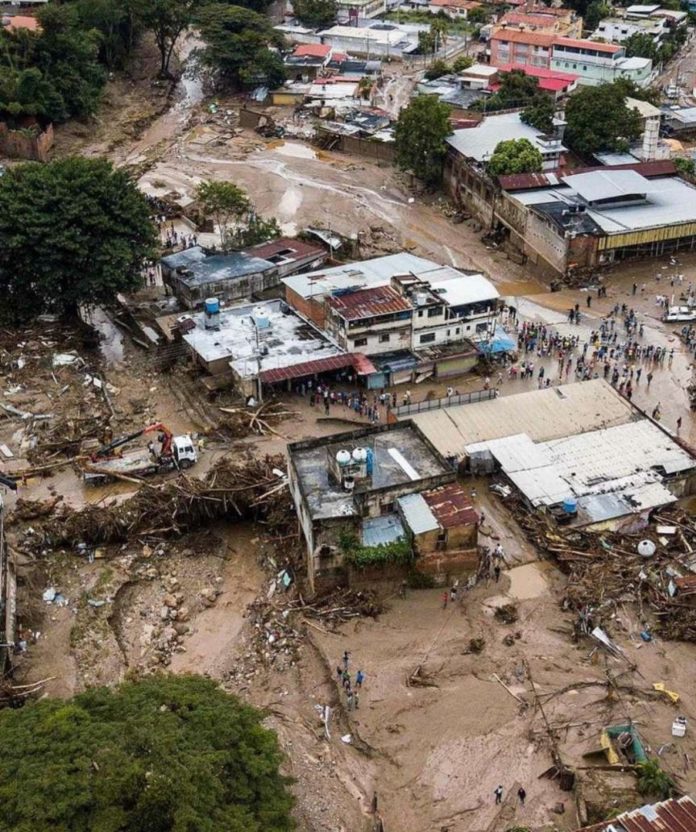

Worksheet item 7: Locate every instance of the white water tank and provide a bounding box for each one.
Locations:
[415,292,428,306]
[352,447,367,463]
[336,449,351,466]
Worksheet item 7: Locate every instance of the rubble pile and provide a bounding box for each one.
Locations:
[0,323,112,469]
[228,587,382,682]
[18,454,292,548]
[217,400,296,439]
[514,502,696,642]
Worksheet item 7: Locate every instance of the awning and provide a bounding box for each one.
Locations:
[478,324,517,355]
[260,352,376,384]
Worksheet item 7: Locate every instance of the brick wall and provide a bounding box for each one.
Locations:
[0,122,53,162]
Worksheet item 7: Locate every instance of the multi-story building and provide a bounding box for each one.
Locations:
[490,30,654,86]
[493,4,582,37]
[550,37,653,86]
[592,15,668,45]
[490,29,556,69]
[325,285,414,356]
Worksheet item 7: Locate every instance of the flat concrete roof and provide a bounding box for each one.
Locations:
[183,299,342,373]
[290,424,450,521]
[406,379,636,459]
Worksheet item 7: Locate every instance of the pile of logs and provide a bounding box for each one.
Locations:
[217,401,297,439]
[513,501,696,642]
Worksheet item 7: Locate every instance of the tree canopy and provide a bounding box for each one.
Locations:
[197,5,286,89]
[0,674,295,832]
[564,82,642,157]
[486,138,543,176]
[292,0,337,28]
[521,95,555,133]
[138,0,196,78]
[0,158,157,322]
[472,70,549,112]
[394,94,452,186]
[584,0,610,31]
[0,4,106,124]
[624,31,659,61]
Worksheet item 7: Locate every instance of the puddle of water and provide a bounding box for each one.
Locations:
[273,142,317,160]
[84,307,125,366]
[506,562,549,601]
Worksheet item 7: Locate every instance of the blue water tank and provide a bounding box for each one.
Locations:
[205,297,220,315]
[563,498,577,515]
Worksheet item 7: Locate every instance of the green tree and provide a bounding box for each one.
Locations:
[637,759,676,800]
[487,138,543,176]
[674,156,696,178]
[613,76,662,106]
[584,0,610,31]
[292,0,337,28]
[521,95,555,133]
[564,82,642,156]
[197,5,286,89]
[472,69,544,111]
[467,5,489,23]
[71,0,140,69]
[430,17,448,50]
[197,179,251,249]
[0,4,107,123]
[424,58,451,80]
[0,158,157,322]
[624,31,659,60]
[0,675,295,831]
[138,0,196,78]
[394,94,452,186]
[418,29,436,54]
[452,54,474,73]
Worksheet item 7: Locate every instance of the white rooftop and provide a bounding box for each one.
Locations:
[561,169,649,202]
[626,3,660,13]
[282,253,497,306]
[465,420,694,522]
[407,380,635,459]
[308,81,358,99]
[183,299,342,376]
[514,175,696,234]
[462,63,499,77]
[447,112,566,162]
[319,24,412,44]
[627,96,661,118]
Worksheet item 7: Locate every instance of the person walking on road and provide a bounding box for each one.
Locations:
[518,787,526,806]
[494,785,503,805]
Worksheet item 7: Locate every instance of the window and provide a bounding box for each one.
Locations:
[447,329,451,336]
[379,334,390,343]
[427,306,442,318]
[418,310,424,317]
[466,325,471,331]
[456,327,460,334]
[419,332,436,344]
[354,337,367,347]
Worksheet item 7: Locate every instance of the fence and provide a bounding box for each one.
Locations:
[393,387,495,418]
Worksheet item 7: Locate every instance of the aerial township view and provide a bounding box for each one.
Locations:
[5,0,696,830]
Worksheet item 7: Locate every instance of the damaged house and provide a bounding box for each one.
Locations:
[288,422,478,591]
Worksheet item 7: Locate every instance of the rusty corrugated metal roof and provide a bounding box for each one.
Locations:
[326,285,412,321]
[260,352,376,384]
[577,797,696,832]
[423,483,478,529]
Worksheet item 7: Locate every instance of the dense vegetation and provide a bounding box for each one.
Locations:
[486,138,543,176]
[0,675,295,831]
[0,158,157,322]
[394,95,452,186]
[471,70,552,114]
[564,82,642,157]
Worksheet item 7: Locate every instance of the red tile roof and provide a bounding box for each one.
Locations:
[500,11,566,26]
[2,14,40,31]
[423,483,478,528]
[577,797,696,832]
[570,160,677,178]
[491,29,556,45]
[260,352,376,384]
[326,285,412,321]
[293,43,331,59]
[555,36,621,53]
[497,63,578,82]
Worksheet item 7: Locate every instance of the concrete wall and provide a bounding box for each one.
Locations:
[285,286,327,328]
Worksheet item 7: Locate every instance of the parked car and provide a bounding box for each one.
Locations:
[663,306,696,323]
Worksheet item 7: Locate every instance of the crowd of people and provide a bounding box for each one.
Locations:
[336,651,365,712]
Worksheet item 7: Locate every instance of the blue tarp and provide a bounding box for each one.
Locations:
[477,325,517,355]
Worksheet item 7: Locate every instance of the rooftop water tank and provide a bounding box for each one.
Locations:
[336,449,351,467]
[254,313,271,330]
[204,297,220,331]
[638,539,657,558]
[562,498,577,515]
[205,297,220,315]
[352,447,367,463]
[415,292,429,307]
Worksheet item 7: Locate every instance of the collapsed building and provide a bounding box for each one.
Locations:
[287,422,478,591]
